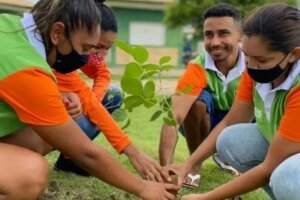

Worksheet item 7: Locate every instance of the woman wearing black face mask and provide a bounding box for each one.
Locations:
[52,36,89,74]
[169,3,300,200]
[247,53,293,84]
[0,0,178,199]
[52,0,171,184]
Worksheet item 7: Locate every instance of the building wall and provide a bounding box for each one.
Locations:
[0,8,23,15]
[109,7,184,67]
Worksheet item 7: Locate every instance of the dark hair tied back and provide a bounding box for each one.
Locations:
[95,0,118,33]
[243,3,300,53]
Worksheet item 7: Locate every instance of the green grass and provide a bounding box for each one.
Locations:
[43,105,270,200]
[43,72,270,199]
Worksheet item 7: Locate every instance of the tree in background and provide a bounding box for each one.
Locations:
[164,0,296,35]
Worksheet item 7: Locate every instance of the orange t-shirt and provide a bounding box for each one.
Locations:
[0,68,68,126]
[236,70,300,142]
[54,56,131,153]
[176,63,207,95]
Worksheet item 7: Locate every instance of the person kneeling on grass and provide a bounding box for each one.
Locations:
[159,3,243,189]
[52,0,168,181]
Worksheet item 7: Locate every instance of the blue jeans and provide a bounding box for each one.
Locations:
[75,85,122,140]
[216,123,300,200]
[180,90,228,135]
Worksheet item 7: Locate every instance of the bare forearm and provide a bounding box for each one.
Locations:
[76,145,145,196]
[123,143,136,156]
[31,121,144,196]
[205,164,269,199]
[160,94,196,166]
[159,124,178,166]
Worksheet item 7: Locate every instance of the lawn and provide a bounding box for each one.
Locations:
[41,71,271,200]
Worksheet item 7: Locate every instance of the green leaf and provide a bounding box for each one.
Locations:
[159,56,171,65]
[160,96,172,111]
[115,40,134,56]
[141,71,158,80]
[151,110,163,121]
[133,46,149,64]
[144,98,157,108]
[181,86,193,94]
[124,62,143,78]
[143,64,160,71]
[143,80,155,98]
[123,96,144,112]
[121,77,143,95]
[160,65,174,71]
[111,109,127,122]
[161,103,170,111]
[167,110,173,118]
[163,117,177,126]
[121,119,131,130]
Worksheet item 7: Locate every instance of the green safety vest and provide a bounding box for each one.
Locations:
[191,51,245,111]
[253,64,300,142]
[0,14,54,137]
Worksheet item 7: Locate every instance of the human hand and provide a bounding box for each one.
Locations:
[181,194,206,200]
[124,145,171,182]
[61,92,82,120]
[138,180,179,200]
[167,162,191,188]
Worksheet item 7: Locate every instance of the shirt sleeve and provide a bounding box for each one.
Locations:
[176,62,207,95]
[53,70,84,92]
[75,79,131,153]
[54,64,130,153]
[80,55,110,101]
[278,85,300,142]
[236,69,254,102]
[0,68,68,125]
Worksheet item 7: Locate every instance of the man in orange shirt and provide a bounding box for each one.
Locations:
[159,3,244,188]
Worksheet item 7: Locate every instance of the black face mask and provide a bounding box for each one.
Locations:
[247,54,289,83]
[52,39,89,74]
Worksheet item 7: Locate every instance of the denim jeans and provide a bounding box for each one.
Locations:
[216,123,300,200]
[75,85,122,140]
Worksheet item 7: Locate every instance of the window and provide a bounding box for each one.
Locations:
[129,22,165,46]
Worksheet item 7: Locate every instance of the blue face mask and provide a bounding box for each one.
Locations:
[247,54,289,83]
[52,39,89,74]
